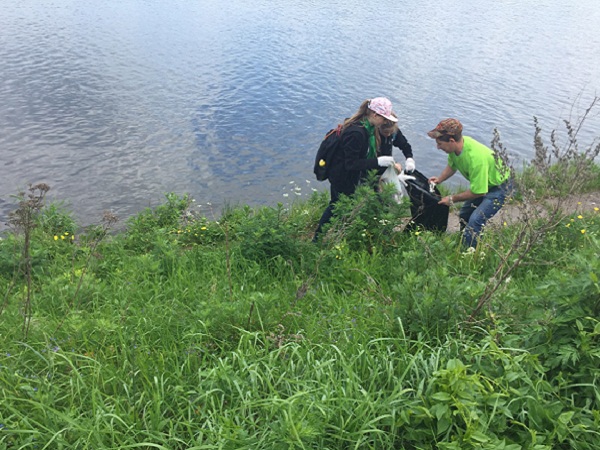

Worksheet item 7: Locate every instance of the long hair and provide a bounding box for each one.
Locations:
[342,99,380,150]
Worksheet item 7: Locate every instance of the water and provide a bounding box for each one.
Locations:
[1,0,599,228]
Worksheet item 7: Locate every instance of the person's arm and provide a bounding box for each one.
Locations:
[342,127,380,172]
[439,189,484,207]
[428,165,456,184]
[392,130,413,159]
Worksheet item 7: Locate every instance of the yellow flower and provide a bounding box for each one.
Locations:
[414,231,421,236]
[565,223,571,228]
[577,215,583,219]
[64,232,69,235]
[201,226,207,230]
[595,207,599,211]
[54,235,58,240]
[503,221,507,226]
[581,229,586,234]
[71,235,75,240]
[60,235,65,240]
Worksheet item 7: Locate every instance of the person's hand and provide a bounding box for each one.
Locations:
[377,156,395,167]
[405,158,416,172]
[438,195,454,207]
[393,162,403,173]
[398,172,416,187]
[428,176,440,184]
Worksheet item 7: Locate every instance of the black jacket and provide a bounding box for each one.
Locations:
[328,122,382,196]
[380,129,413,159]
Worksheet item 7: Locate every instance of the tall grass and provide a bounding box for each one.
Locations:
[1,103,599,449]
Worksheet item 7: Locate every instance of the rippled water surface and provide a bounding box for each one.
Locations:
[1,0,599,226]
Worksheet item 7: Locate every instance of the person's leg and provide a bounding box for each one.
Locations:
[462,184,511,248]
[313,185,340,242]
[458,197,483,231]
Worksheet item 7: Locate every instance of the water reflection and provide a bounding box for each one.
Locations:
[1,0,598,227]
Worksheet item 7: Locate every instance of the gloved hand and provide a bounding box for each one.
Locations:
[377,156,395,167]
[398,172,416,187]
[405,158,416,172]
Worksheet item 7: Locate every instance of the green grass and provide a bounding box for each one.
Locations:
[1,167,599,449]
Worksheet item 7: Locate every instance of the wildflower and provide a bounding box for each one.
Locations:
[71,235,75,240]
[201,226,207,230]
[594,207,599,211]
[60,235,65,240]
[54,235,58,240]
[64,232,69,235]
[503,221,507,226]
[581,229,586,234]
[577,215,583,219]
[566,223,571,228]
[414,231,421,236]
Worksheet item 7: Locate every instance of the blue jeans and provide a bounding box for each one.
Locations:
[459,179,514,248]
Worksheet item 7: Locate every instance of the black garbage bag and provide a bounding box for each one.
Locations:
[404,169,449,232]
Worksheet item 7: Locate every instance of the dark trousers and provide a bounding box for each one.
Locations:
[313,184,343,242]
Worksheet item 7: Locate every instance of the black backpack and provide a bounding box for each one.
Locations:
[313,124,343,181]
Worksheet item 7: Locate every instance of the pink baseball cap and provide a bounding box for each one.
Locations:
[368,97,398,122]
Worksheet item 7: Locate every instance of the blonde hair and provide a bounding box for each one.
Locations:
[342,99,381,149]
[380,118,398,137]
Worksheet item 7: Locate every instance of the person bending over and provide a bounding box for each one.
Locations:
[379,113,416,172]
[427,118,513,248]
[313,97,402,242]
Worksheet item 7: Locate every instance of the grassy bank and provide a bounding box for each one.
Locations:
[1,118,599,448]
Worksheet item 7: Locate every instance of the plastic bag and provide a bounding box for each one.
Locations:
[380,166,410,203]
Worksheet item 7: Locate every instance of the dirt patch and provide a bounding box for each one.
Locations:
[445,191,599,233]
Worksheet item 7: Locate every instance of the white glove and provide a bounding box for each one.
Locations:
[377,156,395,167]
[405,158,416,172]
[398,172,416,187]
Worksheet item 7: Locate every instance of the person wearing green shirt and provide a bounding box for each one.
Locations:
[427,118,513,248]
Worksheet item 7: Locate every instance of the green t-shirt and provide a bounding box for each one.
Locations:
[448,136,509,195]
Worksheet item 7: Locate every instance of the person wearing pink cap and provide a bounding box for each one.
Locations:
[313,97,403,242]
[427,118,513,248]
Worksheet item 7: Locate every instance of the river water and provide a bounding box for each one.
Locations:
[1,0,599,227]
